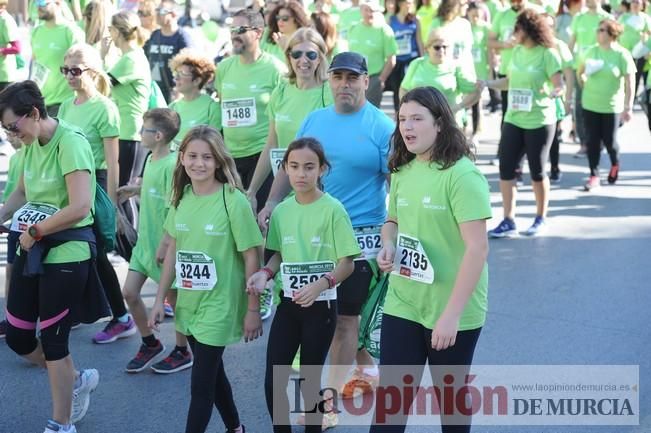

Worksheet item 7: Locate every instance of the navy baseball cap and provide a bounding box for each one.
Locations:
[327,52,368,75]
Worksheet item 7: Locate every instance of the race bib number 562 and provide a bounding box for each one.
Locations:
[392,234,434,284]
[175,251,218,290]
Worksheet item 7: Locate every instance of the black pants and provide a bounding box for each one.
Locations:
[550,119,562,171]
[387,57,416,112]
[235,152,272,213]
[583,109,620,176]
[574,72,587,144]
[118,139,148,226]
[186,335,240,433]
[471,101,481,135]
[499,122,555,181]
[634,57,648,98]
[264,298,337,433]
[94,170,128,319]
[369,314,482,433]
[498,73,508,128]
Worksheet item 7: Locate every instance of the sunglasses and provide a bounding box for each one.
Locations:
[140,127,158,134]
[230,25,258,34]
[156,7,173,15]
[3,113,28,134]
[290,50,319,60]
[174,70,195,78]
[597,27,609,33]
[276,15,292,22]
[430,45,448,51]
[137,10,152,17]
[60,66,89,76]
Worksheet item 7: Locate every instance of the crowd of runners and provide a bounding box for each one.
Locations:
[0,0,645,432]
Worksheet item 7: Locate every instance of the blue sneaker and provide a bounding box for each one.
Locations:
[522,216,546,237]
[488,218,517,238]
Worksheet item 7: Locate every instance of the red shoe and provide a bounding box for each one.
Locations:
[607,164,619,184]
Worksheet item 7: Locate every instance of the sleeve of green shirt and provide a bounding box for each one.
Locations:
[544,48,562,78]
[226,189,263,252]
[162,157,175,211]
[455,64,477,94]
[266,209,281,252]
[97,100,120,138]
[387,174,398,220]
[400,59,418,90]
[383,25,399,59]
[164,205,177,238]
[208,98,222,131]
[109,56,138,84]
[449,167,492,224]
[58,131,94,176]
[621,49,636,75]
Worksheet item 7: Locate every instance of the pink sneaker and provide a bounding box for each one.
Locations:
[92,317,136,344]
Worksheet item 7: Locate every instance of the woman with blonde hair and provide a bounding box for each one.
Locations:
[83,0,115,47]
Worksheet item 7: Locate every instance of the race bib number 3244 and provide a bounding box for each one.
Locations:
[175,251,218,291]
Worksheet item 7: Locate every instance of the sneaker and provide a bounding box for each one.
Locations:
[550,168,562,184]
[584,175,601,191]
[573,147,587,158]
[0,319,6,339]
[341,368,380,399]
[125,341,165,373]
[92,316,136,344]
[488,218,518,238]
[259,281,274,321]
[163,302,174,318]
[43,420,77,433]
[151,348,193,374]
[522,216,546,237]
[607,164,619,184]
[70,369,99,424]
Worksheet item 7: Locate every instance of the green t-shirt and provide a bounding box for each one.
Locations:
[385,157,491,330]
[58,94,120,170]
[109,48,152,141]
[268,80,333,151]
[164,185,263,346]
[348,22,399,75]
[22,119,96,264]
[485,0,506,23]
[579,44,636,113]
[570,9,612,56]
[0,11,19,83]
[338,7,362,39]
[491,8,517,75]
[30,22,84,106]
[416,5,436,42]
[130,152,176,282]
[429,17,474,66]
[400,57,477,110]
[504,45,562,129]
[618,13,651,52]
[260,30,287,63]
[266,193,361,297]
[3,147,25,202]
[169,93,222,147]
[471,22,490,80]
[215,53,287,158]
[556,38,574,70]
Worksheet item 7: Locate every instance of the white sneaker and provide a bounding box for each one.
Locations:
[70,369,99,424]
[43,420,77,433]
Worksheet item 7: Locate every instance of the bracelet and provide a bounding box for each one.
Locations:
[384,219,398,226]
[323,272,336,289]
[260,267,275,281]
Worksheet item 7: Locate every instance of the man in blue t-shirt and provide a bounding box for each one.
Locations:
[259,52,394,413]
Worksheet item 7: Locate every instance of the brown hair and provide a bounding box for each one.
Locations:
[168,49,216,90]
[282,137,331,189]
[310,11,337,58]
[83,0,114,45]
[171,126,243,208]
[598,18,624,39]
[436,0,463,22]
[111,11,149,47]
[514,8,555,48]
[143,108,181,143]
[267,0,310,44]
[389,87,473,172]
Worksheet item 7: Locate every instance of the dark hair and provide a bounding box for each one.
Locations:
[267,0,310,44]
[143,108,181,143]
[397,0,417,22]
[437,0,463,22]
[0,80,48,120]
[233,8,266,29]
[389,87,473,172]
[514,8,555,48]
[599,18,624,39]
[282,137,331,189]
[311,11,337,58]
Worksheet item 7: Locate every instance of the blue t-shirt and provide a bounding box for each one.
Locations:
[389,15,419,62]
[297,102,393,227]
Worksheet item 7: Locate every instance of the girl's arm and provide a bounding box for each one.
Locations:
[431,219,488,351]
[622,72,634,123]
[242,247,264,342]
[479,76,509,91]
[246,251,282,295]
[452,89,481,112]
[293,256,355,308]
[155,232,172,266]
[377,220,398,273]
[103,136,120,206]
[149,236,177,330]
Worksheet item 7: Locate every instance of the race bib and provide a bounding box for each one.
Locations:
[626,14,644,31]
[584,58,605,76]
[397,36,412,56]
[280,261,337,301]
[354,226,382,261]
[30,61,50,88]
[175,251,218,291]
[472,46,482,63]
[10,202,59,233]
[392,234,434,284]
[270,148,286,177]
[222,98,257,128]
[509,89,533,112]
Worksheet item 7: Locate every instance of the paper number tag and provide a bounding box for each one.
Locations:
[10,202,59,233]
[222,98,257,128]
[270,148,286,177]
[354,226,382,261]
[392,233,434,284]
[30,61,50,88]
[280,261,337,301]
[509,88,533,112]
[175,251,218,291]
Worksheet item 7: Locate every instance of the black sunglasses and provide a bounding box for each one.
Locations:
[430,45,449,51]
[290,50,319,60]
[276,15,292,22]
[230,25,258,34]
[60,66,89,76]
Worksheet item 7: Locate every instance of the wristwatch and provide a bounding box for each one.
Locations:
[28,225,43,241]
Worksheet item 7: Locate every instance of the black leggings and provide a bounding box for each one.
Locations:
[264,297,337,433]
[5,253,89,361]
[369,314,482,433]
[185,335,240,433]
[574,72,587,144]
[118,139,148,225]
[499,122,555,181]
[634,57,648,98]
[235,152,272,214]
[583,109,620,176]
[95,170,128,319]
[550,119,562,171]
